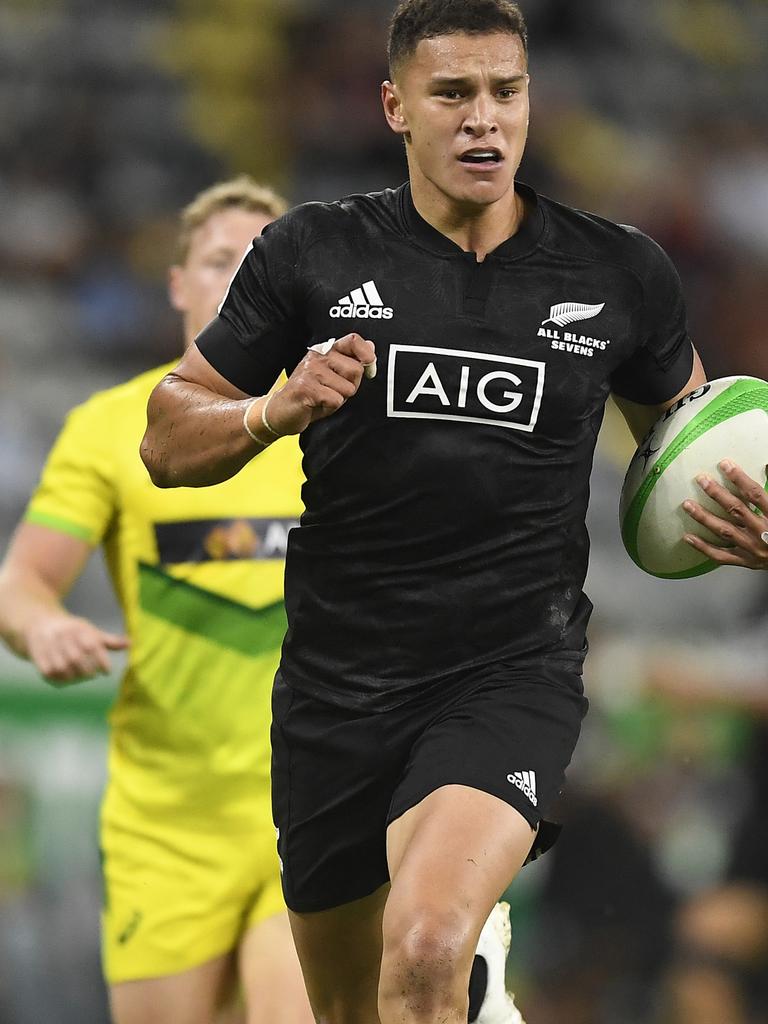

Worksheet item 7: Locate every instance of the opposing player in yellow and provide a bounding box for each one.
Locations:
[0,178,312,1024]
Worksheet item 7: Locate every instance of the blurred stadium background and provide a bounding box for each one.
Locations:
[1,0,767,1021]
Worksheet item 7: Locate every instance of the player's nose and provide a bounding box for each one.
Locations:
[462,97,498,137]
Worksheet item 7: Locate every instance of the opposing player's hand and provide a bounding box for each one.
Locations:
[25,612,130,685]
[264,334,376,436]
[682,459,768,569]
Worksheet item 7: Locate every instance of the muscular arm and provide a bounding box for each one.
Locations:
[141,332,376,489]
[614,345,707,444]
[0,523,129,684]
[141,345,263,488]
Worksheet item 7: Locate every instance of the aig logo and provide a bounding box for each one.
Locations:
[386,346,545,432]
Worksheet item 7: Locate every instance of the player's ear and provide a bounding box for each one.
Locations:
[382,80,409,137]
[168,265,188,314]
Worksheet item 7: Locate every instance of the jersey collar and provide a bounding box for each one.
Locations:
[399,181,544,261]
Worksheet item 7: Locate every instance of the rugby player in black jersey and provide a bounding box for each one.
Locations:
[141,1,708,1021]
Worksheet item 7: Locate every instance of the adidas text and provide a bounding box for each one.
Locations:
[330,279,393,320]
[507,771,538,806]
[330,304,393,319]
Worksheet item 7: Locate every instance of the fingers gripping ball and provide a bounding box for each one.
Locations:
[620,376,768,578]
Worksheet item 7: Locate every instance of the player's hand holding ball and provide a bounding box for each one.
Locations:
[682,460,768,570]
[254,333,376,439]
[620,376,768,576]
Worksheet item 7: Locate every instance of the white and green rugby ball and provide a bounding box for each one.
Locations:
[620,376,768,579]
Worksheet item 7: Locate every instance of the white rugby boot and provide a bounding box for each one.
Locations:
[471,902,525,1024]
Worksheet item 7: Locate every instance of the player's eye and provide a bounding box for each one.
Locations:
[438,89,463,100]
[497,87,519,99]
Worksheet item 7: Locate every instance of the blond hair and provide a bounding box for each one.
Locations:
[174,175,289,264]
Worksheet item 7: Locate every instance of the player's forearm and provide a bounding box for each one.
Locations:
[0,568,64,659]
[141,375,272,488]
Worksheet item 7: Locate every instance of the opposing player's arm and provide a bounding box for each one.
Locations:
[141,333,376,489]
[613,345,707,444]
[0,523,129,685]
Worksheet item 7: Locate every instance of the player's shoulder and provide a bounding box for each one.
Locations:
[268,186,405,244]
[539,191,672,275]
[64,362,174,430]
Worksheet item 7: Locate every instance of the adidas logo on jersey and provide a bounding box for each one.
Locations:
[507,770,538,806]
[330,280,393,320]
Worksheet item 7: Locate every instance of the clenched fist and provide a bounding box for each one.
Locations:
[249,334,376,439]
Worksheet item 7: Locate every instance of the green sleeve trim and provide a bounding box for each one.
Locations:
[138,562,287,657]
[25,509,97,543]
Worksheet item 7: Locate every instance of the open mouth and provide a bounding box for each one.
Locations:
[459,149,503,165]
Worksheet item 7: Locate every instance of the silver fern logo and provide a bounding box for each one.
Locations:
[542,301,605,327]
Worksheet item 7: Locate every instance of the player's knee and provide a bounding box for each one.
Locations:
[380,904,471,1010]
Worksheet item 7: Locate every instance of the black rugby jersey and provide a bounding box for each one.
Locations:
[198,183,694,710]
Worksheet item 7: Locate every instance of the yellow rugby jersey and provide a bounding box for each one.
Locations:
[26,363,304,827]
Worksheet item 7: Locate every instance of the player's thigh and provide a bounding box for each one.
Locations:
[271,673,398,912]
[287,884,389,1023]
[381,664,586,969]
[238,911,313,1024]
[110,952,238,1024]
[386,661,587,877]
[382,784,534,971]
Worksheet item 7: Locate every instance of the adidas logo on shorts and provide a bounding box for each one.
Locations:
[329,280,394,320]
[507,770,538,806]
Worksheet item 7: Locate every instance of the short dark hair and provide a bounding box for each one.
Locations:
[388,0,528,76]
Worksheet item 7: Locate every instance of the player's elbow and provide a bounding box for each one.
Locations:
[141,384,185,487]
[140,433,174,488]
[140,414,187,487]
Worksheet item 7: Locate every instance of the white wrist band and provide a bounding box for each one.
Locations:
[243,398,272,448]
[261,393,281,439]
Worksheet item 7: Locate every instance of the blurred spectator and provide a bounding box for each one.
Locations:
[647,649,768,1024]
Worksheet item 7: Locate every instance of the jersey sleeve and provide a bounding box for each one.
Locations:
[196,212,309,395]
[24,399,117,545]
[610,230,694,405]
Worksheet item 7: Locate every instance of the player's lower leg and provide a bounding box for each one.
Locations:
[237,913,314,1024]
[109,953,238,1024]
[468,903,525,1024]
[287,886,388,1024]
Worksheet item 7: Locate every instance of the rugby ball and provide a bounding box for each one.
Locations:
[619,376,768,579]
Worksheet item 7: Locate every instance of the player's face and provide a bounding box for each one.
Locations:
[383,32,529,210]
[169,207,274,346]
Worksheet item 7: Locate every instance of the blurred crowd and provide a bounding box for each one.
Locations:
[1,0,767,1021]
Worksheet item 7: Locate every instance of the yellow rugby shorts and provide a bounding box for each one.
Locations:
[100,792,284,984]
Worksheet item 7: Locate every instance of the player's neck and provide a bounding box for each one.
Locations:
[408,175,523,262]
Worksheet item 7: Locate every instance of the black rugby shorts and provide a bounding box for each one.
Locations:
[271,661,588,913]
